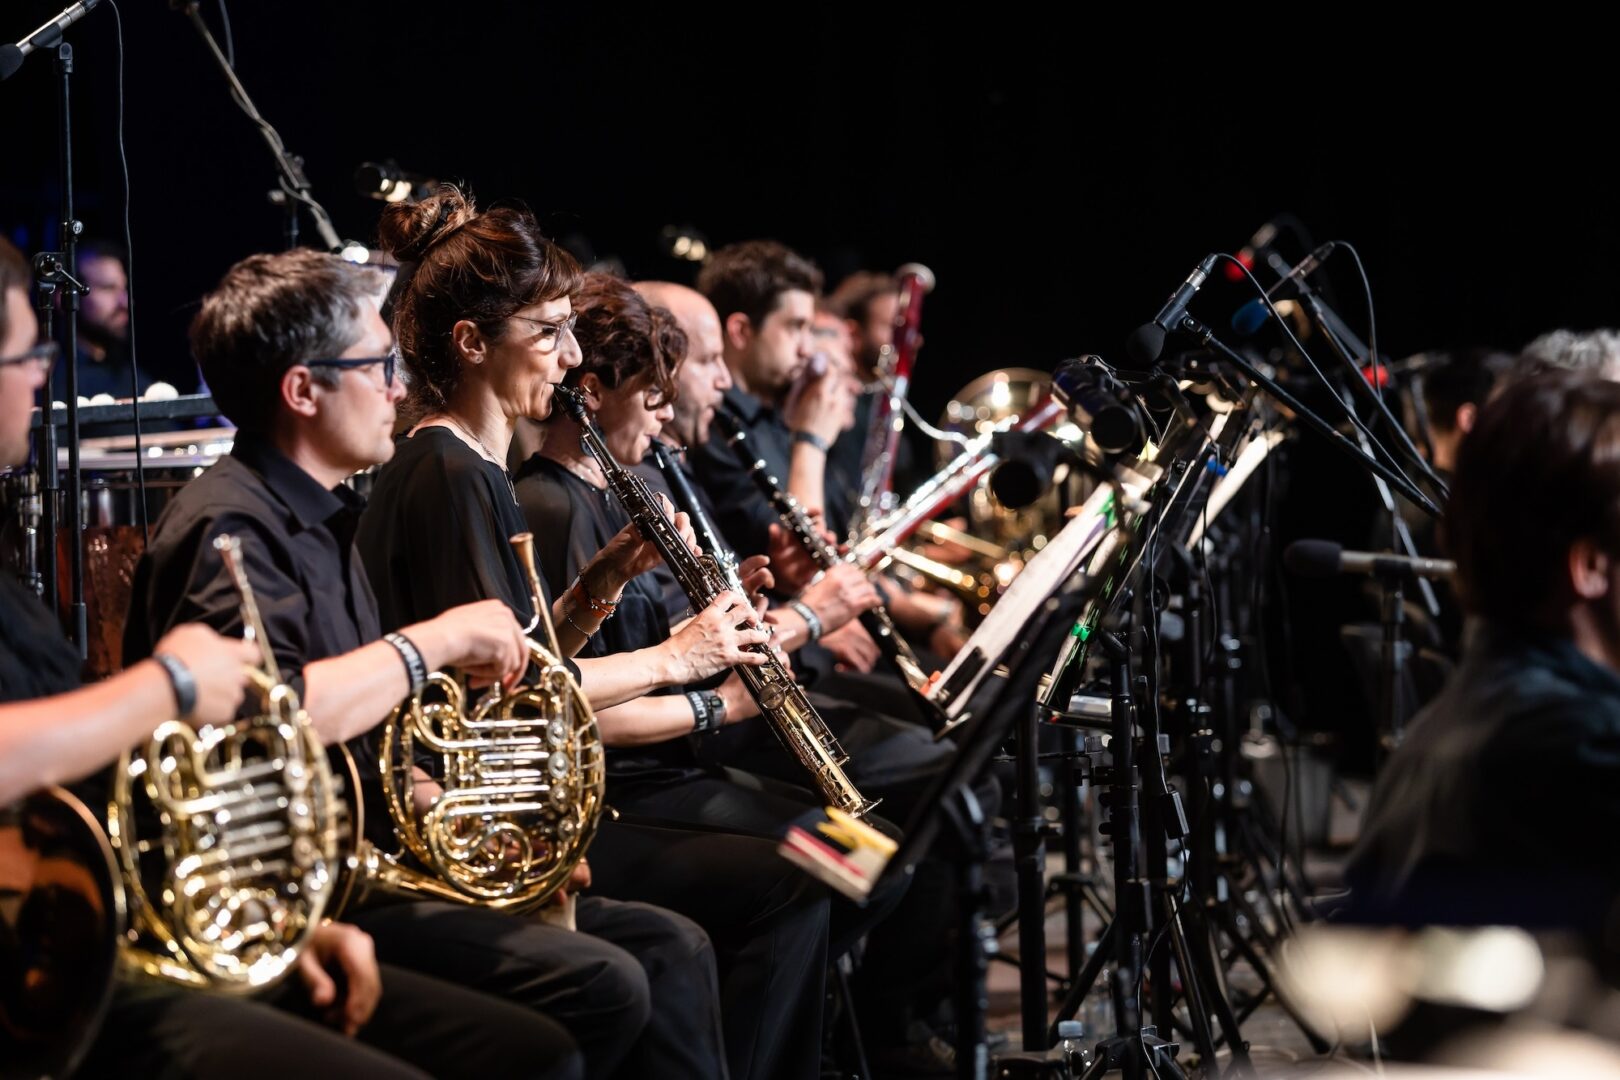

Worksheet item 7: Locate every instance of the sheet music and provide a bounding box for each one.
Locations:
[926,481,1127,719]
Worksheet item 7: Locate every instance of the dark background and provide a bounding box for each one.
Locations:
[1,4,1607,750]
[4,4,1609,419]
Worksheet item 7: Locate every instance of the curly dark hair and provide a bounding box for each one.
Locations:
[696,240,822,330]
[566,273,684,406]
[378,184,582,419]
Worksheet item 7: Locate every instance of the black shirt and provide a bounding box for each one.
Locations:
[689,385,853,562]
[121,435,401,847]
[512,455,702,786]
[1346,622,1620,938]
[355,428,575,687]
[48,344,154,404]
[124,437,379,682]
[0,576,80,702]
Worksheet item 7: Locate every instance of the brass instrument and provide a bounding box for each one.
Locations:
[1,788,123,1080]
[341,533,604,913]
[706,409,939,704]
[554,385,877,818]
[109,534,344,990]
[848,264,936,541]
[848,395,1066,575]
[938,368,1068,552]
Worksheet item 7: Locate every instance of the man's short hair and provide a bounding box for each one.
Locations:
[190,250,385,433]
[1445,372,1620,627]
[1421,348,1518,433]
[697,240,822,330]
[1521,329,1620,381]
[827,270,895,325]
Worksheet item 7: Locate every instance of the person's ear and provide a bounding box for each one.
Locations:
[1569,537,1613,601]
[451,319,488,367]
[281,364,321,420]
[577,372,605,411]
[723,312,754,353]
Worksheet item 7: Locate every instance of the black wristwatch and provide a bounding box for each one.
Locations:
[153,652,198,719]
[792,429,830,454]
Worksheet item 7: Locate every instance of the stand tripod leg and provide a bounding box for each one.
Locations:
[1013,703,1052,1050]
[1207,901,1331,1055]
[1046,918,1117,1045]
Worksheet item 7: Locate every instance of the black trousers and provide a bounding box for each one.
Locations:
[586,816,830,1080]
[78,963,583,1079]
[696,696,1004,1045]
[349,889,722,1080]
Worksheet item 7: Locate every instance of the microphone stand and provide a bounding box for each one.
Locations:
[29,41,90,653]
[173,2,341,251]
[1175,317,1443,520]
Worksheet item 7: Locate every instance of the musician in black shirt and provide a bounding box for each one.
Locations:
[357,188,832,1080]
[1348,373,1620,951]
[120,246,674,1079]
[1,237,583,1079]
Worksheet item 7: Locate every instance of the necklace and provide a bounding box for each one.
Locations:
[427,413,518,505]
[556,455,606,491]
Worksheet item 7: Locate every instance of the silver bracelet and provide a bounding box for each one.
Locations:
[788,600,822,644]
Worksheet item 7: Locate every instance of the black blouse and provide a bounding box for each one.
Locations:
[512,454,703,785]
[355,427,575,675]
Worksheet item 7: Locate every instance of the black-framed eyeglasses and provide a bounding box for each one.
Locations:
[509,312,579,354]
[304,347,397,387]
[0,341,60,373]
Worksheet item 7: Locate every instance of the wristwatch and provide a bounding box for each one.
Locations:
[792,429,830,453]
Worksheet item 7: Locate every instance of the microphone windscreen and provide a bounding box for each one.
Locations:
[1229,299,1272,338]
[1123,323,1166,369]
[988,459,1044,510]
[1282,539,1343,578]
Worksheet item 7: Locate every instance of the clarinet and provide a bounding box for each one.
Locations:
[553,386,878,819]
[709,408,942,707]
[648,441,745,597]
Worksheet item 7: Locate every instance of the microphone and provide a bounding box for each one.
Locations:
[1222,220,1279,282]
[988,431,1075,510]
[1283,539,1454,581]
[1051,357,1143,454]
[1228,242,1338,338]
[0,0,100,81]
[1125,253,1219,367]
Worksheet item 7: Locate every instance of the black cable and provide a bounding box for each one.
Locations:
[1328,240,1445,497]
[107,0,148,546]
[1216,254,1440,517]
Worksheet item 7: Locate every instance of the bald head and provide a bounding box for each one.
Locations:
[635,280,731,446]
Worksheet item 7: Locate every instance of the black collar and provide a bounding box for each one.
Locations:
[722,384,772,426]
[230,435,359,530]
[1470,619,1620,700]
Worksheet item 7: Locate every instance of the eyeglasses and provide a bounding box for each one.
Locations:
[305,347,398,387]
[0,341,60,373]
[509,312,579,354]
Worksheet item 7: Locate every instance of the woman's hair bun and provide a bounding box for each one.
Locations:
[377,184,476,263]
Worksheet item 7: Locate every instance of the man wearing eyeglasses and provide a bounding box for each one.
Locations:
[121,249,717,1079]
